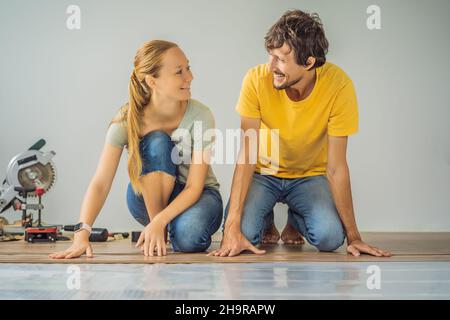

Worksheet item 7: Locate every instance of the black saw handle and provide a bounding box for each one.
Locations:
[14,186,37,194]
[28,139,46,151]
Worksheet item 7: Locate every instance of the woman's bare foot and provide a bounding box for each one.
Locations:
[261,222,281,244]
[281,223,305,245]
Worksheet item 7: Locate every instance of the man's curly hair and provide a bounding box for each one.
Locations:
[265,10,329,68]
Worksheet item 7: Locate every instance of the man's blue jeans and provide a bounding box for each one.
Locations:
[224,173,346,252]
[126,131,223,253]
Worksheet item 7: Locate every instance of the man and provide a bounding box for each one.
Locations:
[210,10,391,257]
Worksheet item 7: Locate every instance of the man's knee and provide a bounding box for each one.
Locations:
[309,222,345,252]
[241,223,262,246]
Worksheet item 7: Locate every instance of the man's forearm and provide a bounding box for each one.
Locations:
[326,165,361,243]
[226,162,256,229]
[226,117,260,232]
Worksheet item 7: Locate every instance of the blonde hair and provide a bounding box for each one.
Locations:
[111,40,178,195]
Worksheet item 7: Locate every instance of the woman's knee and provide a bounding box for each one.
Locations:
[172,234,211,253]
[140,130,176,176]
[172,200,222,252]
[140,130,173,157]
[171,223,212,252]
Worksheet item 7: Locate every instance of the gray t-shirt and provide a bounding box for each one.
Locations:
[105,99,220,191]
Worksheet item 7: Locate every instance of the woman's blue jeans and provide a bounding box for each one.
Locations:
[126,130,223,253]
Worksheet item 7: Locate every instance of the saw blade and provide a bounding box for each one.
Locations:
[17,162,56,196]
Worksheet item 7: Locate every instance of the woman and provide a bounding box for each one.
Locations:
[50,40,222,258]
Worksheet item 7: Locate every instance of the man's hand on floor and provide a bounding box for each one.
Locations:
[347,239,392,257]
[208,227,265,257]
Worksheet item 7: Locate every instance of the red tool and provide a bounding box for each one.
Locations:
[16,186,57,243]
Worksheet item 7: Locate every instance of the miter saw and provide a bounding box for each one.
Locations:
[0,139,57,242]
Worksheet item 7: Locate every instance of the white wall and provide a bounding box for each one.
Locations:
[1,0,449,232]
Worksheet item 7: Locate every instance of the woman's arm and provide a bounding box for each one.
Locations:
[78,143,123,226]
[49,143,123,259]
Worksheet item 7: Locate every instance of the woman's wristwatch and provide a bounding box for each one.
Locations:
[73,222,92,235]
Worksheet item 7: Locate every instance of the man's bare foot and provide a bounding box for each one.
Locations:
[281,223,305,245]
[261,222,281,244]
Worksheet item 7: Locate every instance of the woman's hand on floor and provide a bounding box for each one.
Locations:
[48,234,93,259]
[136,216,167,257]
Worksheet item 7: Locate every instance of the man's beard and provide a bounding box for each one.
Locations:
[273,75,301,90]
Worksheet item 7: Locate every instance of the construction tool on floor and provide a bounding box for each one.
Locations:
[63,225,110,242]
[0,139,57,242]
[131,231,141,243]
[109,232,129,240]
[19,186,58,242]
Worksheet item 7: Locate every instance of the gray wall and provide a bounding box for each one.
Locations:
[1,0,449,232]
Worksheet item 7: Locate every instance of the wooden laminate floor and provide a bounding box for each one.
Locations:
[1,232,449,264]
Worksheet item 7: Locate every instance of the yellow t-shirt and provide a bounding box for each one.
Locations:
[236,62,359,178]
